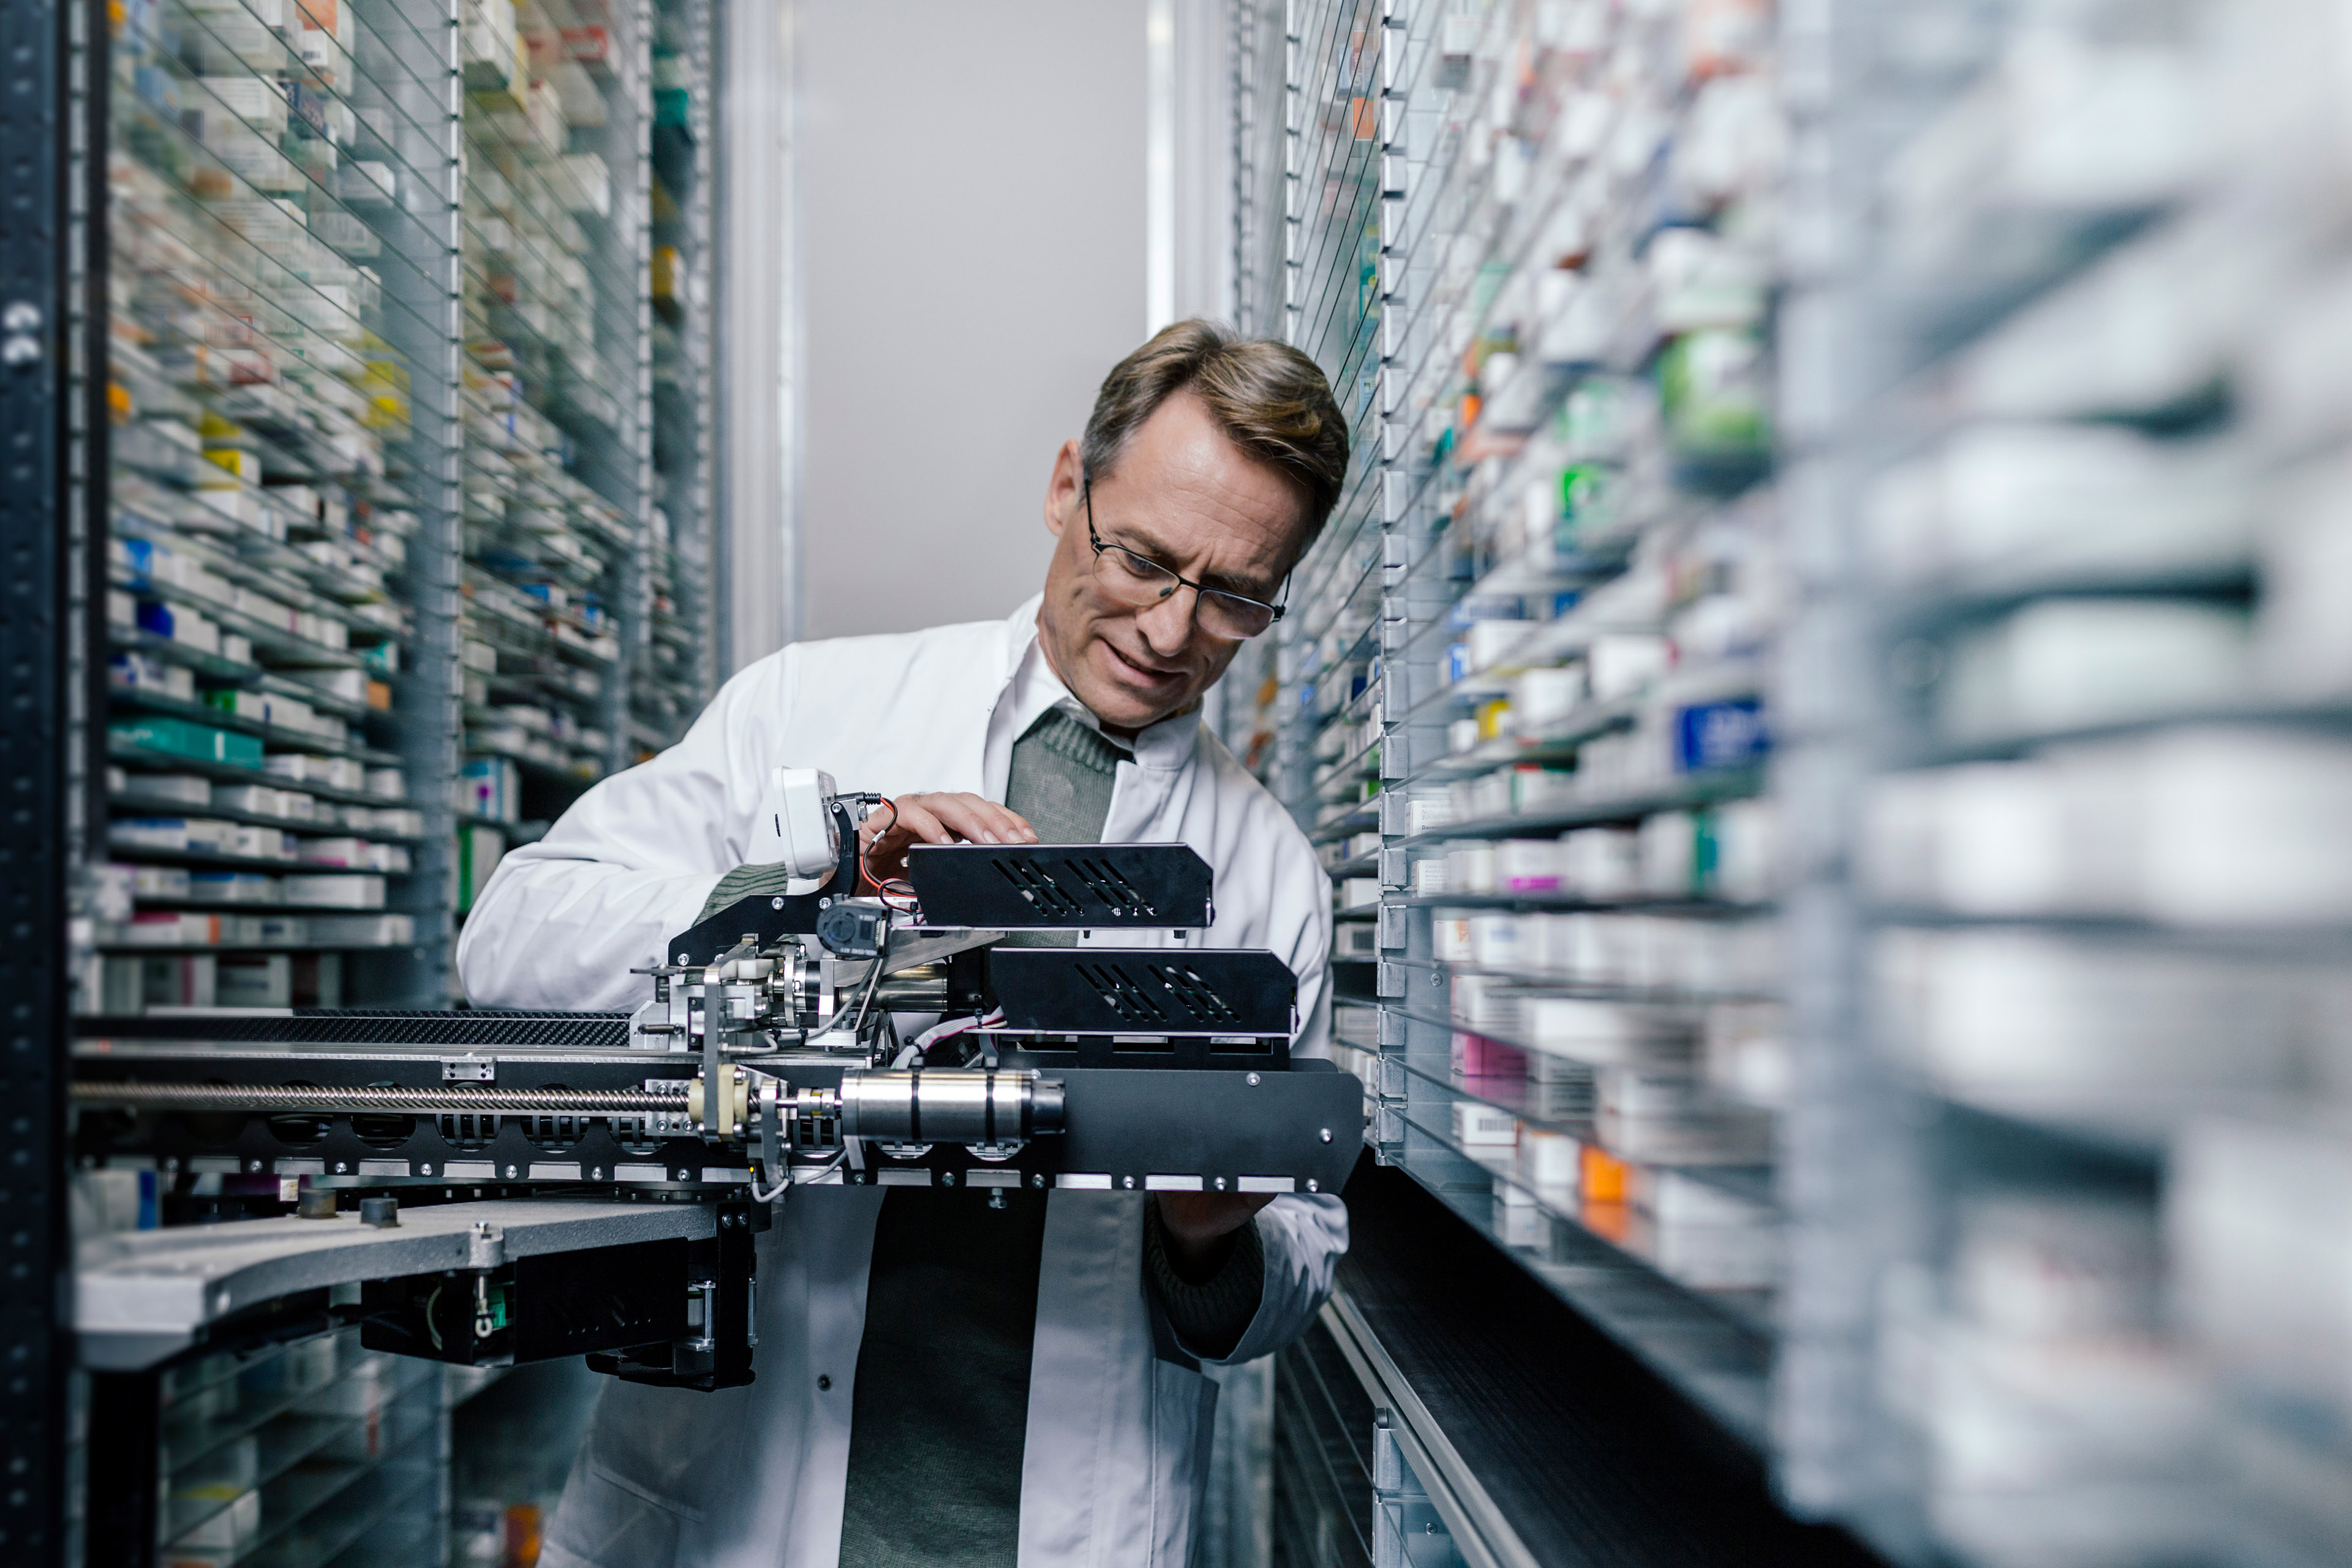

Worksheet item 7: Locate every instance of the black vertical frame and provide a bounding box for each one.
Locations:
[0,0,78,1561]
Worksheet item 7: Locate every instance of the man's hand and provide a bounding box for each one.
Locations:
[859,792,1038,881]
[1153,1192,1276,1285]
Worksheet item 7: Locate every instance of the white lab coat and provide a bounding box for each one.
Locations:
[457,597,1345,1568]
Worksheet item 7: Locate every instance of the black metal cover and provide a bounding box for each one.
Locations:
[907,843,1214,929]
[361,1237,692,1365]
[76,1009,633,1048]
[987,947,1295,1037]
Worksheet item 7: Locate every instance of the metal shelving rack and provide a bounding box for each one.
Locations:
[636,0,717,756]
[29,0,720,1555]
[92,0,472,1014]
[1233,0,1795,1469]
[75,0,718,1003]
[1782,2,2352,1564]
[1237,2,2352,1566]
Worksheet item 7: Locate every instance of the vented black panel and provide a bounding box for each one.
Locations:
[987,948,1294,1036]
[75,1010,633,1048]
[907,843,1213,929]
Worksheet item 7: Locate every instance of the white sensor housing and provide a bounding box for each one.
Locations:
[767,767,840,878]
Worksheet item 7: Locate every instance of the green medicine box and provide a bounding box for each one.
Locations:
[110,717,264,769]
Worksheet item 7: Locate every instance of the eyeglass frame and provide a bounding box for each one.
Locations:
[1081,474,1290,638]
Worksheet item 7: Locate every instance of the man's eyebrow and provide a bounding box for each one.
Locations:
[1103,524,1278,599]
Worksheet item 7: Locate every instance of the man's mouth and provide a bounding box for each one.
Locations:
[1102,641,1185,685]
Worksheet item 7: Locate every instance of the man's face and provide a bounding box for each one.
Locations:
[1038,390,1309,735]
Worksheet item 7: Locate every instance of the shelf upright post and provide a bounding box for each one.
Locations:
[364,0,468,1004]
[603,0,656,778]
[0,0,83,1549]
[1773,0,1938,1548]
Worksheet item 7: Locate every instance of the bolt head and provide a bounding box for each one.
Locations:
[1246,1072,1261,1087]
[772,896,785,910]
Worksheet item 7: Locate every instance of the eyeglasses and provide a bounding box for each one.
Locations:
[1083,477,1288,640]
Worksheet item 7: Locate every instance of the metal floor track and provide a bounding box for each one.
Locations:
[1316,1157,1889,1568]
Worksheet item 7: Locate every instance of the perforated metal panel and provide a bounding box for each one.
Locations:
[76,1010,635,1049]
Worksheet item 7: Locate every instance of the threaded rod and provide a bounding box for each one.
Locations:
[72,1083,692,1113]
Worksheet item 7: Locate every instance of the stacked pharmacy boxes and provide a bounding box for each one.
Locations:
[1782,0,2352,1561]
[453,0,663,906]
[1248,0,2352,1563]
[152,1328,447,1568]
[1247,0,1788,1449]
[97,0,451,1012]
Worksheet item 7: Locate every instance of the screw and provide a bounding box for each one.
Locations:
[1214,1177,1227,1191]
[1123,1175,1134,1189]
[1306,1178,1319,1193]
[817,1374,831,1390]
[819,897,831,908]
[1030,1174,1046,1189]
[1246,1072,1261,1087]
[1320,1128,1332,1142]
[1,336,40,368]
[772,896,785,910]
[941,1172,956,1187]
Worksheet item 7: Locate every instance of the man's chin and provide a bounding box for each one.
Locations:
[1072,657,1191,733]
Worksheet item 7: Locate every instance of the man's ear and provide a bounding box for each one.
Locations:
[1044,439,1084,539]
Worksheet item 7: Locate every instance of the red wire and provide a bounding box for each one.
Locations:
[858,797,897,892]
[854,797,927,915]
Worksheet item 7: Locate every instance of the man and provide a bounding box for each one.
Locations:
[457,320,1350,1568]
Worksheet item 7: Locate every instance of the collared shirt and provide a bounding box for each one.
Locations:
[981,609,1203,806]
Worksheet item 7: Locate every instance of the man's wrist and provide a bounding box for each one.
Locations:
[1158,1217,1240,1286]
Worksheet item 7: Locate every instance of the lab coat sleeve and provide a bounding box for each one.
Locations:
[1175,759,1343,1365]
[456,653,792,1009]
[1193,1193,1349,1366]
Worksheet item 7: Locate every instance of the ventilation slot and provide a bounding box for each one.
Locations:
[1075,962,1170,1023]
[1068,858,1156,918]
[1150,964,1241,1025]
[991,856,1087,919]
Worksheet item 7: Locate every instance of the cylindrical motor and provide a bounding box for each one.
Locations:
[837,1069,1064,1146]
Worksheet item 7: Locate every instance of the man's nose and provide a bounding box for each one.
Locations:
[1135,587,1199,657]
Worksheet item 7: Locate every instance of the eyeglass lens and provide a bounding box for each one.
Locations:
[1096,547,1274,638]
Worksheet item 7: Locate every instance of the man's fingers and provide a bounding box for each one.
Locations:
[888,793,1041,847]
[859,794,1041,879]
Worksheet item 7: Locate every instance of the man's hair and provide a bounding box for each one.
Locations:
[1080,319,1350,546]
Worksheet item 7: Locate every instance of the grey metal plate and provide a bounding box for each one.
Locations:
[76,1199,717,1370]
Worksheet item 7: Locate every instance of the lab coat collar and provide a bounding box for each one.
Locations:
[1000,594,1202,775]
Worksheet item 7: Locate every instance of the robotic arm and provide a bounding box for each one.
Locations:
[71,772,1363,1395]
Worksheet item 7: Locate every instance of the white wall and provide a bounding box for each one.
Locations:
[718,0,793,670]
[792,0,1148,641]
